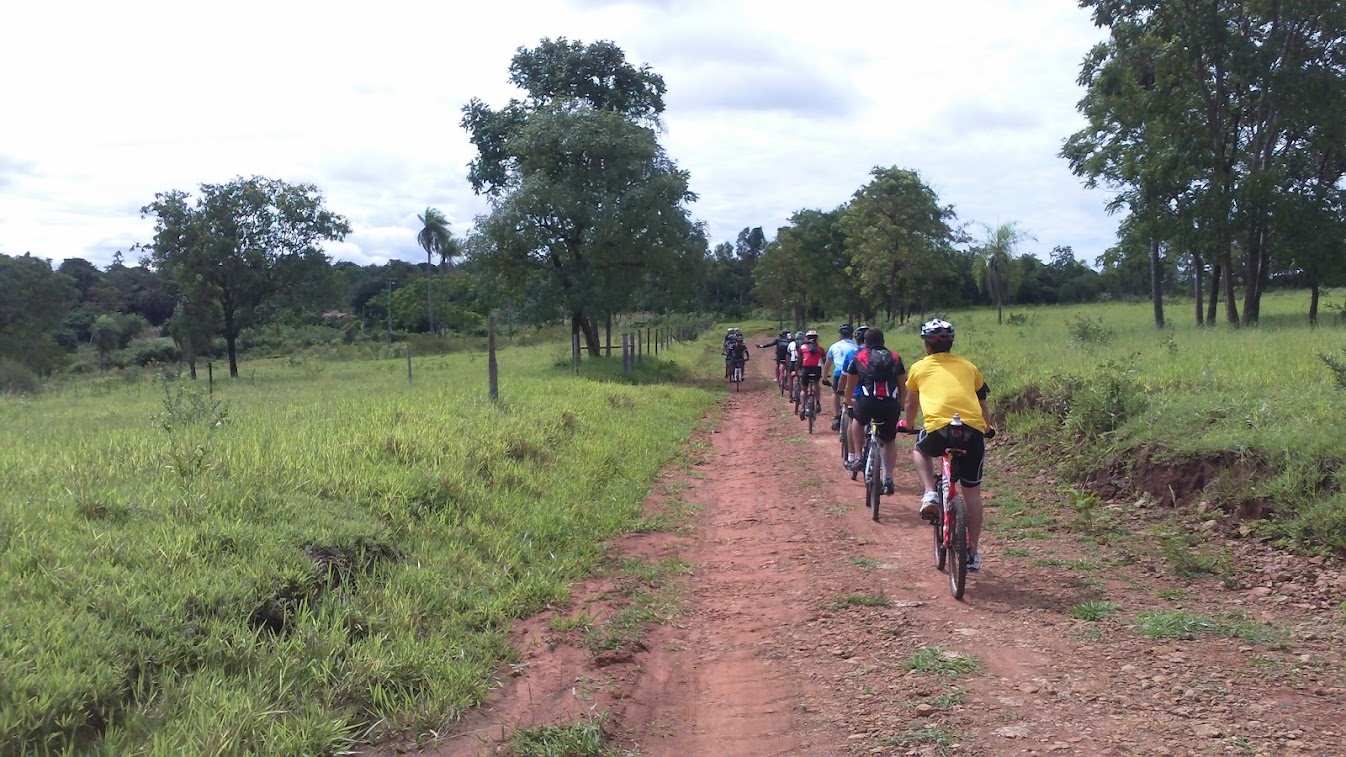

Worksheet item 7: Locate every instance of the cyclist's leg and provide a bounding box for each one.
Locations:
[831,376,843,419]
[953,436,988,553]
[875,401,901,486]
[912,431,942,495]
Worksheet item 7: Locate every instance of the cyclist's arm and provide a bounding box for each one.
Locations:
[896,372,908,414]
[978,382,991,431]
[904,389,920,428]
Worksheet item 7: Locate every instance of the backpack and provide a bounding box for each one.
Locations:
[862,348,898,397]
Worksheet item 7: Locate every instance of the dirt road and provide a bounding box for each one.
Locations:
[431,347,1346,755]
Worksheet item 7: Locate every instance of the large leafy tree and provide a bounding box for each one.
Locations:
[461,39,699,354]
[840,167,958,321]
[141,176,350,377]
[1066,0,1346,325]
[0,253,78,374]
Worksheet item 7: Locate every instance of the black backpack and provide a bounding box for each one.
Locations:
[863,349,898,396]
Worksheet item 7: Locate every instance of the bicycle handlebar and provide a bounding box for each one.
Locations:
[897,425,996,439]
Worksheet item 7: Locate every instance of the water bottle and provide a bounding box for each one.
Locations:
[951,413,963,426]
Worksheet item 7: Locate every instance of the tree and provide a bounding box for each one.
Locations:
[0,253,78,374]
[973,222,1029,325]
[141,176,350,377]
[461,39,699,354]
[840,167,958,322]
[416,207,455,333]
[1067,1,1346,326]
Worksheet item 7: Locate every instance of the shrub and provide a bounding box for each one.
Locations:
[1066,314,1113,346]
[0,359,41,394]
[131,338,181,367]
[1320,349,1346,390]
[1064,358,1146,439]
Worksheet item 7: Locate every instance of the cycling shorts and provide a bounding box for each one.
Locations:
[800,366,823,384]
[853,396,901,441]
[915,425,986,487]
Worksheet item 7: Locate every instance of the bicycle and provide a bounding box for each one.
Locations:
[790,370,802,414]
[824,378,847,463]
[900,417,995,600]
[776,360,787,396]
[857,417,886,522]
[801,377,822,433]
[729,359,745,390]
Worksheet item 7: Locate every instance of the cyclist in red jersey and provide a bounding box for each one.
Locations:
[797,329,825,420]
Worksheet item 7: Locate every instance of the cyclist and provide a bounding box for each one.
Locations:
[757,329,792,387]
[796,329,825,420]
[787,330,804,397]
[842,326,870,467]
[722,328,741,378]
[822,323,860,432]
[726,333,750,379]
[841,327,906,494]
[904,318,994,572]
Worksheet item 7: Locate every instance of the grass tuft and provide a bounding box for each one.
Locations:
[1068,600,1116,621]
[904,647,981,677]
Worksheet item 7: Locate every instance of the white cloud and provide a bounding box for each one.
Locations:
[0,0,1114,268]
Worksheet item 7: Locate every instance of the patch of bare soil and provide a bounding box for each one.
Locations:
[420,345,1346,756]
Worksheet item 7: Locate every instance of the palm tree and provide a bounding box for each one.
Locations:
[974,222,1031,324]
[417,208,453,333]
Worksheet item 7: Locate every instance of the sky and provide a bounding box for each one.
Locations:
[0,0,1116,271]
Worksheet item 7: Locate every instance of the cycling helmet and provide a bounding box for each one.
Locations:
[805,329,818,340]
[794,331,805,342]
[920,319,955,344]
[838,323,854,338]
[779,329,789,338]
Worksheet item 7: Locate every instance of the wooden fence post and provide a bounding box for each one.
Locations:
[605,315,612,357]
[488,314,499,402]
[622,332,630,374]
[406,345,412,384]
[572,331,580,375]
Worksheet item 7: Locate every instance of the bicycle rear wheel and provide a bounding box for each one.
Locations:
[806,393,815,434]
[866,440,882,521]
[947,495,969,599]
[932,476,947,570]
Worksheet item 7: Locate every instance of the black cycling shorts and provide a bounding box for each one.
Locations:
[800,366,823,384]
[853,396,902,441]
[915,425,986,487]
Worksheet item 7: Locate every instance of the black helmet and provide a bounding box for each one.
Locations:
[854,324,869,339]
[779,329,789,338]
[838,323,853,338]
[920,318,955,344]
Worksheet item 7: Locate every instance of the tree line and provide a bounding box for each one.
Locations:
[7,10,1346,386]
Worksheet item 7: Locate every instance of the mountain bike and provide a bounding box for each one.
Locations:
[790,370,802,414]
[859,417,886,522]
[776,360,787,396]
[901,419,995,600]
[801,377,822,433]
[730,359,745,390]
[824,378,847,464]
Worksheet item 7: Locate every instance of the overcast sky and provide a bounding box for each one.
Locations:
[0,0,1115,271]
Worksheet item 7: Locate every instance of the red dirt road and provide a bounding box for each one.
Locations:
[427,345,1346,756]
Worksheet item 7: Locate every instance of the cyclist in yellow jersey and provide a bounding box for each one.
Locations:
[903,319,995,572]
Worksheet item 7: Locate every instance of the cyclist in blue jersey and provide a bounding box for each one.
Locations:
[821,323,860,432]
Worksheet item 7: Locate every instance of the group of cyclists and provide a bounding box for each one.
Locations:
[727,319,995,573]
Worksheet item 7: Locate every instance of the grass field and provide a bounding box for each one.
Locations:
[922,289,1346,552]
[0,335,720,754]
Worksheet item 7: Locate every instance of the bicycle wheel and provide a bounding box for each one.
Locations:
[838,412,848,464]
[806,393,815,434]
[793,381,801,416]
[932,476,947,570]
[947,495,969,599]
[866,440,882,521]
[778,367,786,396]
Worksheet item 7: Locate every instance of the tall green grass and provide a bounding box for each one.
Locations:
[0,337,718,754]
[903,290,1346,552]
